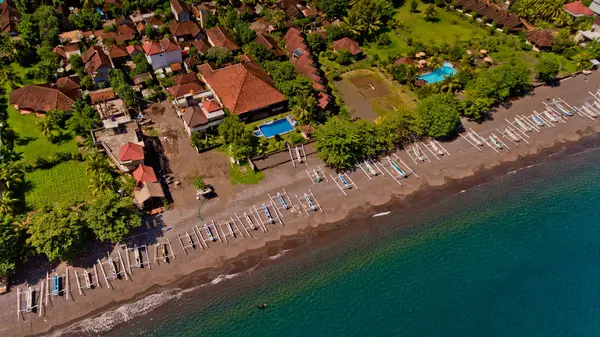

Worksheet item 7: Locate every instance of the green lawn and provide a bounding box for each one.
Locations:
[23,160,90,209]
[362,5,490,59]
[361,5,577,75]
[4,63,88,210]
[229,163,264,185]
[5,63,80,162]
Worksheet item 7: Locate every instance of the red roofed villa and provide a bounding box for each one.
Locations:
[198,59,286,121]
[133,164,158,184]
[142,38,183,70]
[564,0,595,16]
[332,37,363,57]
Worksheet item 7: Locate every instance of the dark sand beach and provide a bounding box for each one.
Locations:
[3,72,600,337]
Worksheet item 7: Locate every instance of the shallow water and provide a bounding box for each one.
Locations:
[61,144,600,337]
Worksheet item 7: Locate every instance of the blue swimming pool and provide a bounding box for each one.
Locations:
[257,118,295,138]
[417,62,457,84]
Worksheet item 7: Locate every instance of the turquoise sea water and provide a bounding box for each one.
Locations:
[103,145,600,337]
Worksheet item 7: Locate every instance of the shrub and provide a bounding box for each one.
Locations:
[193,176,206,190]
[376,34,391,46]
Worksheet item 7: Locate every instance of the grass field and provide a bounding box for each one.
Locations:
[338,69,416,118]
[4,63,88,210]
[5,63,80,162]
[229,163,264,185]
[361,5,576,74]
[23,161,90,209]
[362,5,490,59]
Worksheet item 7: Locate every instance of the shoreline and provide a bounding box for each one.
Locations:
[46,131,600,336]
[3,72,600,336]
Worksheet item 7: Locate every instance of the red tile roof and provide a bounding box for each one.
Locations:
[317,92,331,109]
[0,1,19,34]
[563,1,594,16]
[198,60,285,116]
[202,100,221,113]
[10,85,76,112]
[169,20,202,39]
[142,39,181,56]
[119,142,144,161]
[170,62,183,72]
[83,46,113,76]
[191,39,211,54]
[53,44,81,59]
[525,29,555,48]
[56,76,80,91]
[256,33,285,57]
[107,44,129,59]
[89,88,117,103]
[171,0,189,14]
[126,45,143,55]
[183,105,208,128]
[133,164,157,183]
[173,72,198,85]
[206,26,240,51]
[333,37,362,55]
[168,82,204,98]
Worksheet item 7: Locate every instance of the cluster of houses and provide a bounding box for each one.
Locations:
[5,0,367,210]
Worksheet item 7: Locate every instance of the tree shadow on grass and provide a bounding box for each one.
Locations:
[15,136,36,146]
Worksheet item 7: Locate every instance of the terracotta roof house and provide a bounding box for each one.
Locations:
[89,87,117,104]
[119,142,145,162]
[83,46,114,85]
[134,181,165,208]
[454,0,524,30]
[333,37,363,56]
[55,76,81,99]
[52,44,82,65]
[193,39,211,54]
[169,20,203,41]
[126,45,143,57]
[526,30,555,51]
[256,33,286,58]
[0,1,19,36]
[317,92,331,110]
[184,56,201,71]
[564,0,595,16]
[107,44,130,64]
[206,26,240,51]
[168,73,204,98]
[10,85,76,114]
[277,0,303,19]
[171,0,191,22]
[59,30,84,43]
[133,164,158,184]
[181,99,225,135]
[133,72,153,85]
[142,38,182,70]
[198,59,286,120]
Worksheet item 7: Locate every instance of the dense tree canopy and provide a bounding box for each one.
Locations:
[109,69,139,107]
[315,118,387,170]
[218,115,257,161]
[318,0,349,20]
[27,204,87,262]
[85,191,141,243]
[69,8,103,30]
[0,214,22,277]
[535,54,561,83]
[17,6,60,47]
[416,93,461,138]
[465,63,532,105]
[206,46,234,67]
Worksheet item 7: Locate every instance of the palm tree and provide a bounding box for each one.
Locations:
[36,118,55,137]
[0,191,19,214]
[427,56,443,69]
[0,66,20,89]
[0,163,22,190]
[441,76,461,93]
[85,151,109,177]
[573,51,594,71]
[343,11,364,38]
[292,96,317,126]
[89,171,114,195]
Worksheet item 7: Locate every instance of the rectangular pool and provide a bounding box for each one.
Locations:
[417,62,457,84]
[257,118,295,138]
